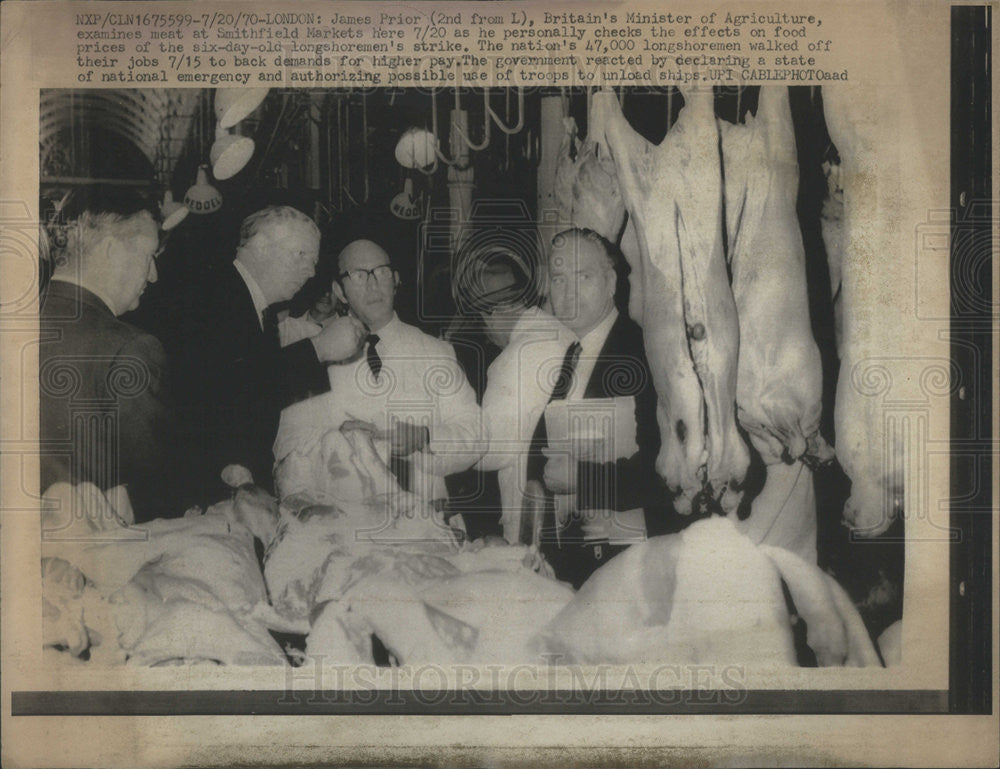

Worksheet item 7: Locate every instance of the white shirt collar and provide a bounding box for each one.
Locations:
[233,259,269,329]
[567,308,618,400]
[578,307,618,356]
[368,312,401,344]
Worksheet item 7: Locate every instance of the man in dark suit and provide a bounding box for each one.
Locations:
[156,206,366,508]
[535,228,679,588]
[39,189,171,521]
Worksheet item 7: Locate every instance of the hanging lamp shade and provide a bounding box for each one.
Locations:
[210,127,255,180]
[395,127,438,169]
[214,88,269,129]
[184,166,222,214]
[390,178,422,220]
[159,190,189,230]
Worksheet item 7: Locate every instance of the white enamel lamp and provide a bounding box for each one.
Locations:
[210,126,255,180]
[214,88,269,129]
[183,166,222,215]
[159,190,189,230]
[394,127,438,169]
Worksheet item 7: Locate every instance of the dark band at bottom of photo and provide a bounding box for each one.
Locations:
[12,688,949,716]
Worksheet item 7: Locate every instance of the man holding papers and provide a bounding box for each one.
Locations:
[534,228,679,588]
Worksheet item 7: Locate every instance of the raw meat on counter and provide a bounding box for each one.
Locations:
[538,516,880,666]
[41,479,289,666]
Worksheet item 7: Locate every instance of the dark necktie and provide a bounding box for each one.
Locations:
[262,304,281,350]
[365,333,410,491]
[525,341,582,545]
[366,334,382,379]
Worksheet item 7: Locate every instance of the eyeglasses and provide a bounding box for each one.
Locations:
[339,264,393,285]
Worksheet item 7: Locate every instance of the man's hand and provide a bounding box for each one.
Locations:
[310,314,366,363]
[340,418,377,435]
[466,534,508,552]
[541,448,576,494]
[377,417,430,457]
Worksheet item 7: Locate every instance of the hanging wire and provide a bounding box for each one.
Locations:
[340,94,371,207]
[343,96,352,202]
[503,88,511,171]
[450,87,491,152]
[254,92,289,181]
[450,86,526,151]
[362,92,370,202]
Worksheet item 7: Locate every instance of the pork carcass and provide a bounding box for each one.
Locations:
[719,87,832,465]
[536,516,881,666]
[821,85,905,536]
[590,87,749,514]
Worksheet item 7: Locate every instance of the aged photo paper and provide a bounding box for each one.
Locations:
[1,0,996,766]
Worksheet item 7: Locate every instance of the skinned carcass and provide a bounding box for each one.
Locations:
[820,155,846,352]
[554,116,627,239]
[265,426,461,623]
[553,103,648,340]
[590,87,749,515]
[821,85,905,536]
[41,478,290,666]
[267,427,563,663]
[306,516,880,668]
[537,516,881,666]
[719,87,833,466]
[306,544,571,664]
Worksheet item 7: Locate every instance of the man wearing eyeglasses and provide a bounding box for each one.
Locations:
[39,187,173,521]
[273,238,485,522]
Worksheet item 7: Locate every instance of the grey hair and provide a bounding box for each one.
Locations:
[238,206,320,250]
[62,209,155,268]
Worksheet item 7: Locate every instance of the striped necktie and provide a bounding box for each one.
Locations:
[366,334,382,379]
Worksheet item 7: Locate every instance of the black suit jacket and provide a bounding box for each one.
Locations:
[152,264,329,506]
[39,280,173,520]
[572,312,679,537]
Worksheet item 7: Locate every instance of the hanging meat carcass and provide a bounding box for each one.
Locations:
[554,115,627,238]
[589,87,749,515]
[820,153,846,352]
[719,86,833,465]
[553,104,647,322]
[821,85,905,536]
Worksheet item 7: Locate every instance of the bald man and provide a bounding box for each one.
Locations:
[273,239,484,521]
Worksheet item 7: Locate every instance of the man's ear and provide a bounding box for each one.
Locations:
[392,270,401,288]
[331,279,348,305]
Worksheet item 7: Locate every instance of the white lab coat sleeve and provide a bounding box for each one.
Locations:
[477,350,520,473]
[425,344,487,476]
